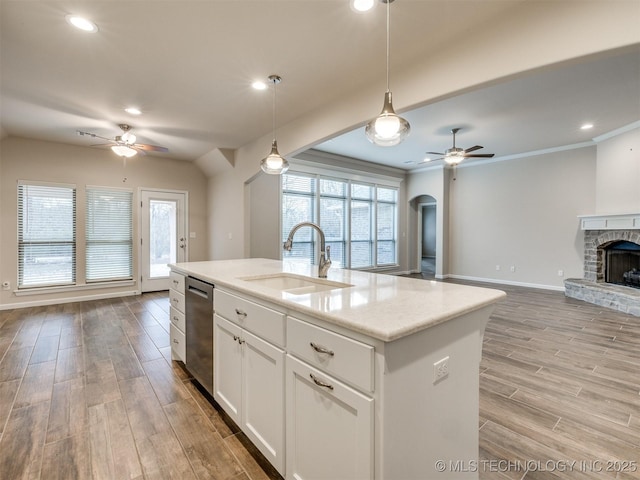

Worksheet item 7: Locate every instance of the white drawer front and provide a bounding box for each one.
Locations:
[287,316,374,393]
[170,323,186,361]
[169,271,185,293]
[215,289,285,347]
[169,290,185,314]
[169,306,185,333]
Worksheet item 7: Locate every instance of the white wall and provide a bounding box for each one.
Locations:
[446,147,596,289]
[595,127,640,214]
[0,137,208,308]
[248,171,281,260]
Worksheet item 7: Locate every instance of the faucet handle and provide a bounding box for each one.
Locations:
[325,245,331,261]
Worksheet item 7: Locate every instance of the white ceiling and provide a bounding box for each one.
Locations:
[1,1,639,170]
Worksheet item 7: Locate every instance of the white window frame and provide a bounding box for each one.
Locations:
[281,164,400,270]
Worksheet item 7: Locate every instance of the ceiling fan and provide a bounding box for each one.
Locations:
[77,124,169,158]
[425,128,494,165]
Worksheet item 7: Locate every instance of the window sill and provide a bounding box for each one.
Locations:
[14,279,136,297]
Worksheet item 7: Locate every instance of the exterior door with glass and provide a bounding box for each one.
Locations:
[140,189,187,292]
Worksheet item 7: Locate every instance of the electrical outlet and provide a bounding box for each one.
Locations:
[495,265,501,271]
[557,270,564,277]
[433,356,449,383]
[510,265,516,273]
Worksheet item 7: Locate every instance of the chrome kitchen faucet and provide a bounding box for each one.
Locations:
[283,222,332,278]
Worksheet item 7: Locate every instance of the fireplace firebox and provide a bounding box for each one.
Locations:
[605,240,640,288]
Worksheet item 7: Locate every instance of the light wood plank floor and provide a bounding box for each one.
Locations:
[0,283,638,479]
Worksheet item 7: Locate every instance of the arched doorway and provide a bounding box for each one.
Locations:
[412,194,437,278]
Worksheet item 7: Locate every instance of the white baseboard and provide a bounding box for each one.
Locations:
[447,274,565,292]
[0,290,139,310]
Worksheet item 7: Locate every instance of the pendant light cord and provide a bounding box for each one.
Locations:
[386,0,390,92]
[272,78,277,142]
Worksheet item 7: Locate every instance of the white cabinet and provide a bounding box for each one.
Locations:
[286,354,373,480]
[169,271,186,361]
[213,291,285,475]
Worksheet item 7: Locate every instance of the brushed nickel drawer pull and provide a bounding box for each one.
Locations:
[172,339,179,344]
[310,342,334,356]
[309,373,334,390]
[172,316,179,323]
[235,308,247,319]
[172,279,179,285]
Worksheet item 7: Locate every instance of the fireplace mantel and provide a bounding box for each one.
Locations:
[578,213,640,231]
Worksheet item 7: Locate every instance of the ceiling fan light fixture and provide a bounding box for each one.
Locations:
[120,131,136,145]
[260,75,289,175]
[125,107,142,115]
[111,145,137,158]
[444,148,465,165]
[365,0,410,147]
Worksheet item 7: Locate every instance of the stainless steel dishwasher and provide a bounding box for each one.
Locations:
[185,276,214,395]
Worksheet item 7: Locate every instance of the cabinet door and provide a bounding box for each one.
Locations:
[213,314,242,424]
[286,355,374,480]
[242,330,285,475]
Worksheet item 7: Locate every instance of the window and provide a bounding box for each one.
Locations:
[282,174,317,262]
[281,172,398,269]
[376,187,398,266]
[86,187,133,282]
[18,182,76,288]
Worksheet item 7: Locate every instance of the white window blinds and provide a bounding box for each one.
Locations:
[86,187,133,282]
[18,183,76,288]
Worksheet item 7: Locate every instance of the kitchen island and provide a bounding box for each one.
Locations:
[170,258,506,480]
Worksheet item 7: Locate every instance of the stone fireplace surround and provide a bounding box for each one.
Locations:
[565,214,640,316]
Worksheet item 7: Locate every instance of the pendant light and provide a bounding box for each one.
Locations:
[260,75,290,175]
[365,0,410,147]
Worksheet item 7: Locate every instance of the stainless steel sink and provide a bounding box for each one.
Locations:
[238,273,352,295]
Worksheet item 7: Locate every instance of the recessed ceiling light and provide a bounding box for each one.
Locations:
[351,0,375,12]
[65,15,98,33]
[252,81,267,90]
[581,123,594,130]
[125,107,142,115]
[421,156,432,163]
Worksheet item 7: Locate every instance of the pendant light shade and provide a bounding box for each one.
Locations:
[366,0,410,147]
[365,91,410,146]
[261,139,289,174]
[260,75,289,175]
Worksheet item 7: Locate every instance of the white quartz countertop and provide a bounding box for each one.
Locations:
[170,259,506,342]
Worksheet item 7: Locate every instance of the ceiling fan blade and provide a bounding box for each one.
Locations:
[77,130,113,142]
[90,143,115,148]
[130,146,147,156]
[135,143,169,153]
[464,153,495,158]
[425,151,445,156]
[464,145,483,153]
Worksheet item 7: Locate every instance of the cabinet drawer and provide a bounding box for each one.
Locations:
[170,323,186,361]
[169,271,185,293]
[169,290,185,314]
[170,306,185,333]
[216,289,285,347]
[287,316,374,393]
